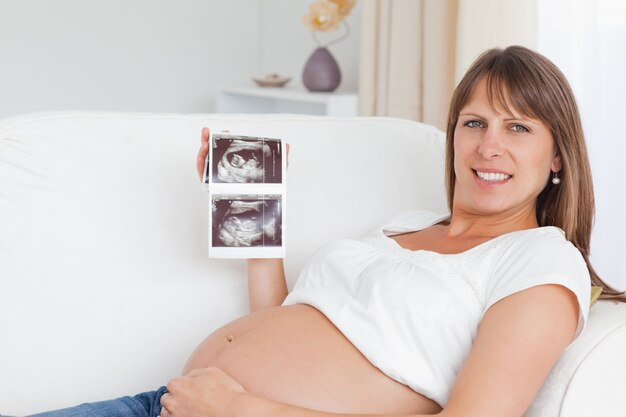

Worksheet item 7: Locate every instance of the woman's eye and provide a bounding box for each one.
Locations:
[511,124,529,133]
[464,120,483,128]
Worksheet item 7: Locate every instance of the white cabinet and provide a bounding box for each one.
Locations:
[217,87,358,117]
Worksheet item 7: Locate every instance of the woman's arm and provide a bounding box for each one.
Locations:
[440,283,579,417]
[247,258,288,312]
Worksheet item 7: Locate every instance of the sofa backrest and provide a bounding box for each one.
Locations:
[0,112,447,413]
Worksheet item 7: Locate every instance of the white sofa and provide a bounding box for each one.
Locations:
[0,112,625,416]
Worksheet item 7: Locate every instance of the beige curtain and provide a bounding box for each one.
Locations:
[455,0,538,83]
[359,0,537,130]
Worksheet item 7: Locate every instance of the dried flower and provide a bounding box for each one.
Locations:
[302,0,342,32]
[329,0,355,18]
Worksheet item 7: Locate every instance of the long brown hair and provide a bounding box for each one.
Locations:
[445,45,625,302]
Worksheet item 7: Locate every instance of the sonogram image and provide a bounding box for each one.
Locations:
[211,135,282,184]
[212,195,282,247]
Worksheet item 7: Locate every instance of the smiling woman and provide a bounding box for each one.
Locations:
[445,46,625,302]
[23,46,626,417]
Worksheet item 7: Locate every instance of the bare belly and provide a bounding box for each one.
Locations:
[183,304,442,415]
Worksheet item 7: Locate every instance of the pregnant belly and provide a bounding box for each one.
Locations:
[182,304,442,415]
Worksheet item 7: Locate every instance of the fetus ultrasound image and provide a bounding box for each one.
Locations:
[211,135,282,184]
[212,195,282,247]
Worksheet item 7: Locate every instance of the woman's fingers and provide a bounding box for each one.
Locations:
[196,127,210,180]
[159,392,171,417]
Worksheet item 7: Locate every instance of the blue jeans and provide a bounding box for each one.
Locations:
[26,387,168,417]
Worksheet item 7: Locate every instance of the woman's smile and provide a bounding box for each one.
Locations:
[473,168,513,184]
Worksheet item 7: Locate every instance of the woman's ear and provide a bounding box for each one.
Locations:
[551,153,562,172]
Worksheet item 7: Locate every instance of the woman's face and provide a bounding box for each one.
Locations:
[452,78,561,218]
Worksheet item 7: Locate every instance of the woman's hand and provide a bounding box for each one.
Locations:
[161,367,250,417]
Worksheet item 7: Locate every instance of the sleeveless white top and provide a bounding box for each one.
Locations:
[282,210,591,407]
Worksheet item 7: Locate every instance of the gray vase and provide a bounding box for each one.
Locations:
[302,47,341,92]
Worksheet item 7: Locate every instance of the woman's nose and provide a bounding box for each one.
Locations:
[477,127,504,159]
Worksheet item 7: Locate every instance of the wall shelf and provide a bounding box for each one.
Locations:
[217,87,358,117]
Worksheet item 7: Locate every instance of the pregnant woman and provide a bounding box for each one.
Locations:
[28,46,626,417]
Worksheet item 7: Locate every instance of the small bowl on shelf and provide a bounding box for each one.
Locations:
[252,73,291,88]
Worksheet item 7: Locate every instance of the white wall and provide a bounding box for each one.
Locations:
[0,0,361,119]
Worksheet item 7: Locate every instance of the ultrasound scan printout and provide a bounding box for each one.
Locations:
[203,132,286,259]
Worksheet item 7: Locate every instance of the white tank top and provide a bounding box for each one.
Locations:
[282,210,590,407]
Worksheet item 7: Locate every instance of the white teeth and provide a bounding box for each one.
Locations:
[476,171,511,181]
